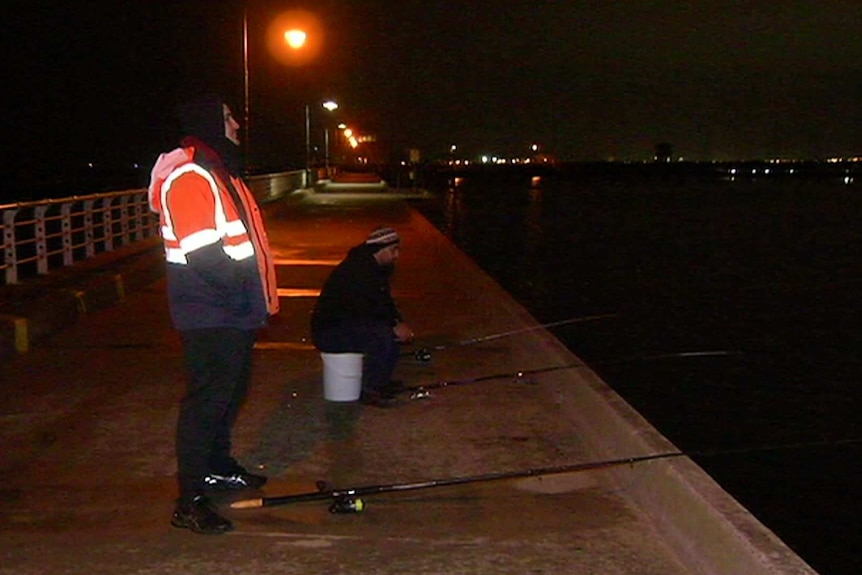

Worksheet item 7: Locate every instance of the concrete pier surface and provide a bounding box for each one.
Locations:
[0,190,817,574]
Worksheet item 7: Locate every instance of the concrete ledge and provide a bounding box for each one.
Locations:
[408,211,818,575]
[555,364,818,575]
[0,239,165,360]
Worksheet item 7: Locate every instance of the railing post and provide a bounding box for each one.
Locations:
[61,202,74,266]
[3,209,19,284]
[119,195,131,244]
[101,196,114,252]
[33,205,49,275]
[83,199,95,258]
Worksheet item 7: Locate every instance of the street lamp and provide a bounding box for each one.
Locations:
[242,8,319,171]
[343,127,359,150]
[284,29,307,49]
[305,100,339,182]
[304,103,311,181]
[322,100,338,176]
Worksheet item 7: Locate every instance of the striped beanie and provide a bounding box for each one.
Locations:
[366,227,400,252]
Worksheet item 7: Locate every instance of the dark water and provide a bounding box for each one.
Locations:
[416,169,861,575]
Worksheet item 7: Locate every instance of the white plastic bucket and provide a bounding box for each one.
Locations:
[321,352,363,401]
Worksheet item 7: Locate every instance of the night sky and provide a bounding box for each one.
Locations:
[6,0,862,184]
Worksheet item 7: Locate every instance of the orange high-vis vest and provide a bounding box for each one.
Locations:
[149,147,279,315]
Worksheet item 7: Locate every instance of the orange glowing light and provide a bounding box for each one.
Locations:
[284,29,307,49]
[267,10,323,67]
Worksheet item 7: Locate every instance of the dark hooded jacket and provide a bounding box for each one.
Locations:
[310,242,402,335]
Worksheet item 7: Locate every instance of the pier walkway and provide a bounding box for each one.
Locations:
[0,189,816,574]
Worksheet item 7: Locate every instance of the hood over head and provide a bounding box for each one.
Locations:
[176,94,241,175]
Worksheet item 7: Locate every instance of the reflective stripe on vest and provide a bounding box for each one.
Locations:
[160,163,254,264]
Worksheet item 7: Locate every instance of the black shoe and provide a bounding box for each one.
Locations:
[171,495,233,535]
[203,471,268,491]
[359,389,398,408]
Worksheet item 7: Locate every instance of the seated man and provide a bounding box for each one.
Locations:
[311,227,414,406]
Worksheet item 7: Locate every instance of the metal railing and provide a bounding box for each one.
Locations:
[1,170,308,286]
[1,189,158,285]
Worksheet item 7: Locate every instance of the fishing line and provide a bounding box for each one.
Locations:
[603,436,862,499]
[405,349,744,398]
[690,436,862,459]
[402,313,618,360]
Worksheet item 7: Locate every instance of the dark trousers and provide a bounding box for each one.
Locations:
[176,327,256,501]
[313,319,399,392]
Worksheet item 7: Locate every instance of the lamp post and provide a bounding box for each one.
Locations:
[304,100,339,183]
[322,100,338,177]
[243,8,250,171]
[304,103,311,183]
[243,8,315,174]
[324,128,330,174]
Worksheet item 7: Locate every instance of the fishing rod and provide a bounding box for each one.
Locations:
[404,364,582,398]
[402,313,619,361]
[230,450,685,513]
[402,350,743,399]
[230,435,862,514]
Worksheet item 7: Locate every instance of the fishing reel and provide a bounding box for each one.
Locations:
[329,497,365,514]
[412,348,432,362]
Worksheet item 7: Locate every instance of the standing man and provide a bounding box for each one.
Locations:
[148,94,279,534]
[311,227,414,407]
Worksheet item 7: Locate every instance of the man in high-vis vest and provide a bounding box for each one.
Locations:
[148,94,279,535]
